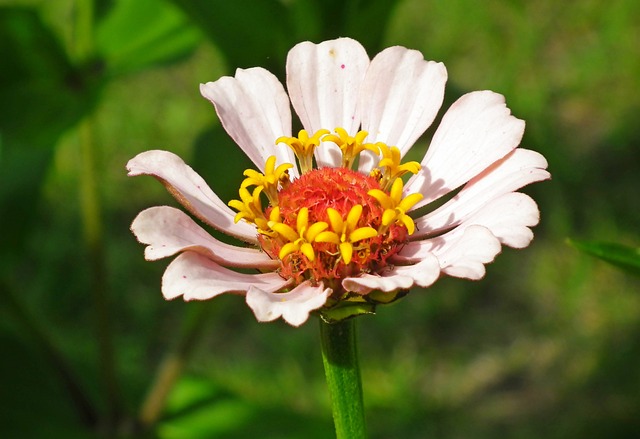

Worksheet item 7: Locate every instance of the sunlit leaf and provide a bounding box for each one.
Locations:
[96,0,202,76]
[568,238,640,277]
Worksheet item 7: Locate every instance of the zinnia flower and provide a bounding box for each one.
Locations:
[128,38,550,326]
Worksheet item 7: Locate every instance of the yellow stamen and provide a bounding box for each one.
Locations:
[315,205,378,264]
[367,178,423,235]
[323,128,379,169]
[276,129,329,174]
[374,143,421,191]
[228,186,267,229]
[268,207,328,262]
[241,155,292,206]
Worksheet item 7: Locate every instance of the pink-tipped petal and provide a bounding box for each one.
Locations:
[132,206,279,269]
[286,38,370,168]
[246,281,331,327]
[358,47,447,172]
[200,67,297,175]
[400,225,501,280]
[413,148,550,237]
[406,91,526,209]
[342,253,440,294]
[127,150,258,244]
[162,252,290,301]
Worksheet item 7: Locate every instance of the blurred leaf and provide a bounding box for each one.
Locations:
[96,0,202,77]
[568,238,640,277]
[316,0,401,52]
[158,375,332,439]
[169,0,289,73]
[0,332,98,439]
[0,7,101,266]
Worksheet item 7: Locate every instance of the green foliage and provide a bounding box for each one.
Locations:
[0,7,100,265]
[96,0,201,76]
[569,239,640,277]
[1,0,640,438]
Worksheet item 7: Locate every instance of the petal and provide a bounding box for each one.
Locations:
[162,252,290,301]
[200,67,298,176]
[246,281,331,327]
[342,252,440,294]
[399,225,501,280]
[287,38,370,167]
[406,91,526,209]
[456,192,540,249]
[127,150,258,243]
[132,206,279,269]
[358,47,448,172]
[412,148,549,236]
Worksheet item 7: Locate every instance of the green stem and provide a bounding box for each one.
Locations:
[138,302,213,429]
[320,318,367,439]
[79,118,121,432]
[73,0,121,433]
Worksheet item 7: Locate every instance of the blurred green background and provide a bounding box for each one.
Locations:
[1,0,639,438]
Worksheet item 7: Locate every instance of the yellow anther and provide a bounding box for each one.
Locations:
[315,205,378,264]
[367,178,423,235]
[375,143,421,191]
[268,207,328,262]
[276,129,329,174]
[323,128,379,169]
[241,155,292,206]
[228,186,267,228]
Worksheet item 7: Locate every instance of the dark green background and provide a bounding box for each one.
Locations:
[1,0,639,437]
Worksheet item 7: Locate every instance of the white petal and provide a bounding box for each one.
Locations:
[131,206,279,269]
[162,252,290,301]
[358,46,447,172]
[456,192,540,249]
[286,37,370,167]
[200,67,298,176]
[246,281,331,327]
[406,91,526,208]
[127,150,258,243]
[413,148,549,236]
[342,253,440,294]
[399,225,501,280]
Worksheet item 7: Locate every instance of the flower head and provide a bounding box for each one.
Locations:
[128,38,550,326]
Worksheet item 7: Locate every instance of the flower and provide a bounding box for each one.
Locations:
[128,38,550,327]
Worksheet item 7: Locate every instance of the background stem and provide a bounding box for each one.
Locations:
[138,302,213,429]
[320,318,367,439]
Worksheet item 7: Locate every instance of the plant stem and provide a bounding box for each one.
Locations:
[79,118,121,434]
[74,0,121,432]
[138,302,213,429]
[320,318,367,439]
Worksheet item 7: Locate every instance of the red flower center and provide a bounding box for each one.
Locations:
[259,167,408,291]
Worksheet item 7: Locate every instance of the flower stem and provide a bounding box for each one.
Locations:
[319,318,367,439]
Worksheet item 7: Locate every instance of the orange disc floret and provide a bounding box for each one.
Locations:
[259,167,409,290]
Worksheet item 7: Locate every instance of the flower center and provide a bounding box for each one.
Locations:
[259,167,408,290]
[228,128,425,293]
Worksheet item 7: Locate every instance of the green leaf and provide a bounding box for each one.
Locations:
[96,0,202,77]
[170,0,289,73]
[315,0,401,52]
[0,7,101,267]
[319,299,376,324]
[568,238,640,277]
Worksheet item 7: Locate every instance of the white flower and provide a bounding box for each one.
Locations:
[128,38,549,326]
